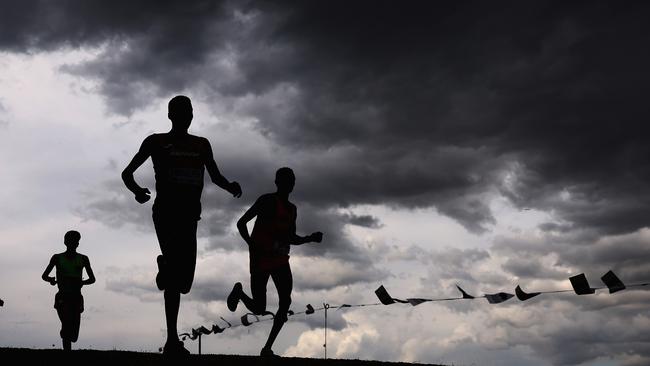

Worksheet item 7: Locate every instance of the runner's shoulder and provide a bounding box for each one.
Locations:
[190,134,211,148]
[257,192,276,203]
[255,193,277,209]
[142,133,165,147]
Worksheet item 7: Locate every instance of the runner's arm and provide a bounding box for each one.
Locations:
[290,209,323,245]
[41,255,57,285]
[237,197,263,246]
[82,256,96,286]
[122,136,153,203]
[204,139,242,198]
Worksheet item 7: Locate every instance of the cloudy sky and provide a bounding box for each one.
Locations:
[1,1,650,365]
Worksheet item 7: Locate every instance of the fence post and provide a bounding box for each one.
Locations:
[323,303,330,359]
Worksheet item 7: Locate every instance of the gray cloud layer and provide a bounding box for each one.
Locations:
[6,1,650,364]
[17,0,645,236]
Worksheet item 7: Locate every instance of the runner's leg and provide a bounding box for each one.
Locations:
[240,270,270,315]
[154,214,197,347]
[263,264,293,351]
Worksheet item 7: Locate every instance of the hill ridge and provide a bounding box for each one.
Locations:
[1,348,445,366]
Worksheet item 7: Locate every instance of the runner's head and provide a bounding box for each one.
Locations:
[168,95,193,131]
[64,230,81,250]
[275,167,295,194]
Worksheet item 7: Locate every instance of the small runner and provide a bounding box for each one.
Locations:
[41,230,96,351]
[227,167,323,357]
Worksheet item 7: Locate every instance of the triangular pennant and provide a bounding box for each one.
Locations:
[287,310,295,316]
[220,317,232,327]
[515,285,541,301]
[485,292,514,304]
[406,298,430,306]
[456,285,475,299]
[336,304,352,311]
[212,324,224,334]
[601,270,626,294]
[241,313,259,326]
[0,298,4,307]
[305,304,315,314]
[569,273,595,295]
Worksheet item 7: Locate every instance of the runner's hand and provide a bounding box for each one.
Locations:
[310,232,323,243]
[229,181,242,198]
[49,278,57,286]
[135,188,151,204]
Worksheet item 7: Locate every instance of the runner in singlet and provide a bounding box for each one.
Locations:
[226,167,323,357]
[121,95,242,355]
[41,230,96,351]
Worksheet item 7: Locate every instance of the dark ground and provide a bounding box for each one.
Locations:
[0,348,445,366]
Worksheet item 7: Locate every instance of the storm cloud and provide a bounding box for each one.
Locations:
[4,1,650,364]
[9,0,644,237]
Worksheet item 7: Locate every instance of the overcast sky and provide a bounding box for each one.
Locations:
[1,1,650,365]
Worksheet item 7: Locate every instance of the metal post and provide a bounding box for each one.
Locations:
[323,303,330,359]
[198,334,202,355]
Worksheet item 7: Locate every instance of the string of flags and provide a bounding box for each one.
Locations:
[179,269,650,342]
[179,303,380,341]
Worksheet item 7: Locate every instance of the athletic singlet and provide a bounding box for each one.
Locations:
[55,253,85,293]
[250,194,296,271]
[146,133,207,219]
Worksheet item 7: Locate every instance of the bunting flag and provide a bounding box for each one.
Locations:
[241,313,260,326]
[515,285,541,301]
[220,317,232,328]
[179,270,650,344]
[485,292,515,304]
[375,285,407,304]
[456,285,475,299]
[601,270,626,294]
[406,298,429,306]
[570,273,596,295]
[0,298,4,307]
[191,326,211,338]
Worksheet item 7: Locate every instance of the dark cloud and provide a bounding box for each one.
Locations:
[493,228,650,285]
[501,257,570,281]
[13,2,650,363]
[32,0,649,236]
[291,256,389,292]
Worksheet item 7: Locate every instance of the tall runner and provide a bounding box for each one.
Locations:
[122,95,242,355]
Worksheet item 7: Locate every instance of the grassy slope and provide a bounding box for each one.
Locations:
[0,348,445,366]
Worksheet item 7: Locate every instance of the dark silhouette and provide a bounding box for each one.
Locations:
[121,95,242,355]
[227,167,323,357]
[41,230,96,351]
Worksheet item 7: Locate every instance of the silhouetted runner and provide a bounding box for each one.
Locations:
[227,167,323,357]
[41,230,96,351]
[121,95,242,355]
